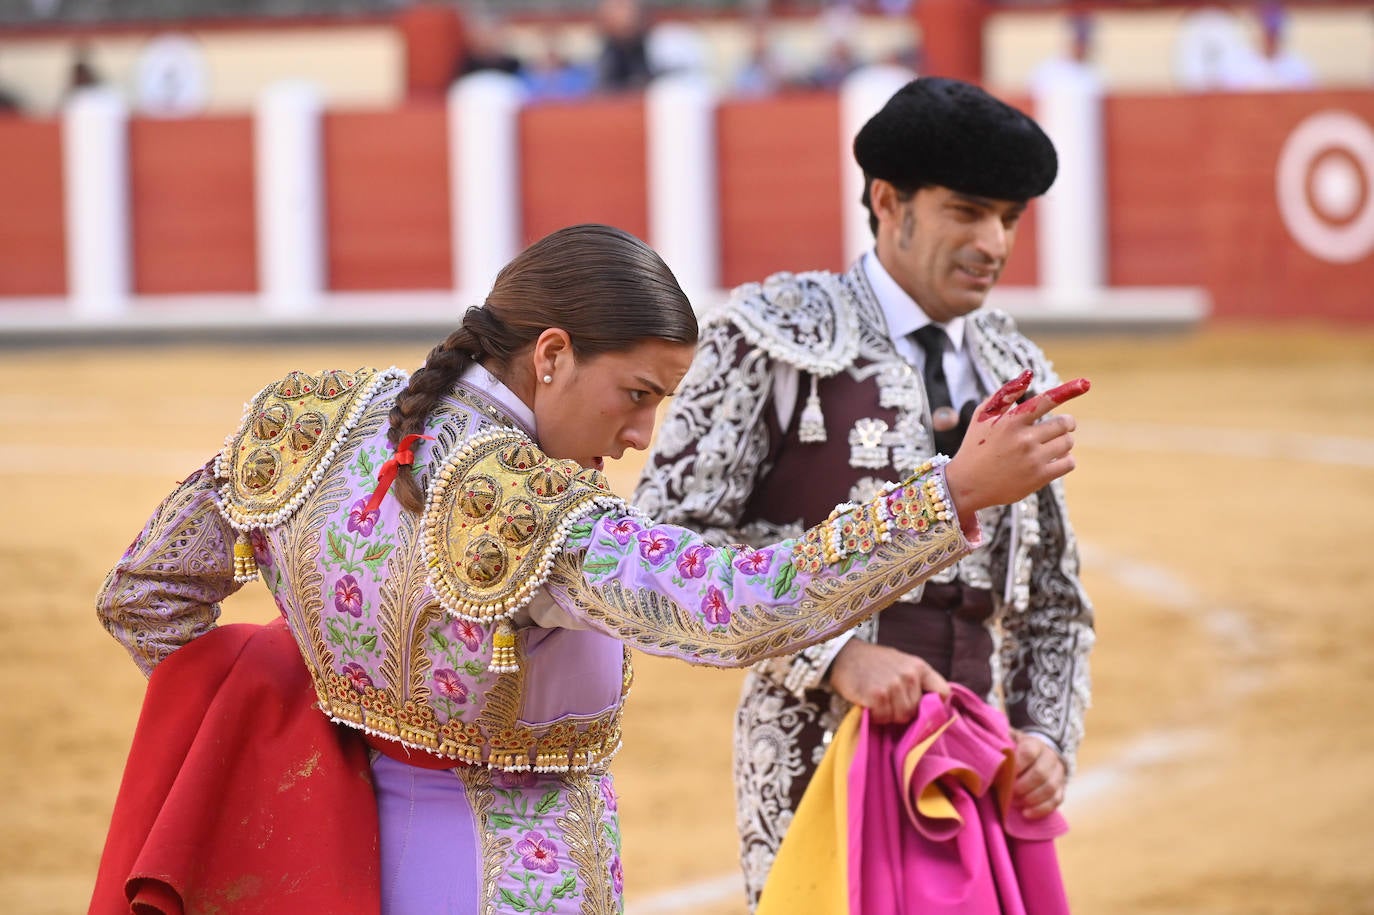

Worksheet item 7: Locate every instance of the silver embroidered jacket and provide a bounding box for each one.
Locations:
[632,262,1095,908]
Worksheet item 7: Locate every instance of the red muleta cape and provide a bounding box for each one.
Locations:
[90,619,380,915]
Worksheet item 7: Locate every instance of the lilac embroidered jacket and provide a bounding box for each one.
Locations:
[98,366,976,774]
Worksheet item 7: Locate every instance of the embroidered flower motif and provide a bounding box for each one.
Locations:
[347,498,381,537]
[450,618,484,652]
[342,661,373,692]
[608,518,642,545]
[675,543,713,579]
[493,770,539,789]
[334,574,364,618]
[249,529,272,568]
[637,529,676,564]
[433,668,468,703]
[734,548,773,575]
[701,585,731,626]
[600,776,618,812]
[610,855,624,895]
[515,832,560,874]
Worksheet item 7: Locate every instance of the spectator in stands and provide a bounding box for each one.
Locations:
[806,0,861,89]
[0,57,22,114]
[876,36,923,75]
[645,20,711,79]
[454,13,522,80]
[732,20,783,97]
[1029,11,1102,95]
[63,41,102,101]
[807,38,858,89]
[1224,1,1315,90]
[521,28,596,101]
[595,0,655,91]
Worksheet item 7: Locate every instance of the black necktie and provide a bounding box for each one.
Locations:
[910,324,973,456]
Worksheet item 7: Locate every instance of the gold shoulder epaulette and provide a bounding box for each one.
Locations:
[422,428,625,625]
[215,367,405,532]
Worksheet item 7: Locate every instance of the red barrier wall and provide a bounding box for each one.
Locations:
[1105,91,1374,320]
[323,104,452,291]
[717,92,845,285]
[1103,95,1207,288]
[519,98,649,247]
[997,92,1040,287]
[9,89,1372,321]
[129,116,256,294]
[0,118,65,297]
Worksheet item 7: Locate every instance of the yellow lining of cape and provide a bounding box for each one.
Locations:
[756,706,958,915]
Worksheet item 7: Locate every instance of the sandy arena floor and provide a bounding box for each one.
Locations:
[2,324,1372,914]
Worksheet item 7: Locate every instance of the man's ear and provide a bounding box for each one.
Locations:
[869,178,902,228]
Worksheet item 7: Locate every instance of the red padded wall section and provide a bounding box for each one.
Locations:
[997,92,1040,287]
[519,97,649,246]
[324,104,452,290]
[129,115,256,294]
[0,117,65,297]
[1104,91,1374,320]
[717,92,845,285]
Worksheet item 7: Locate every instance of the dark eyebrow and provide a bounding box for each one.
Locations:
[633,375,671,397]
[951,191,1026,219]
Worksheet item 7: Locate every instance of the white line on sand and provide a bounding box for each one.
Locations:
[0,444,213,477]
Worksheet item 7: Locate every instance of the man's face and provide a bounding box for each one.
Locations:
[876,184,1027,323]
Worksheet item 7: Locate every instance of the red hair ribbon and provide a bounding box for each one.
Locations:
[363,433,436,514]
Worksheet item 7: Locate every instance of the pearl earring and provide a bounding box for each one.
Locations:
[542,374,553,384]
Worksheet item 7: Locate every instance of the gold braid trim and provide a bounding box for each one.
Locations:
[557,774,619,915]
[453,766,515,905]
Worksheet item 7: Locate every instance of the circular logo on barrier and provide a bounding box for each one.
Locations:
[1276,110,1374,264]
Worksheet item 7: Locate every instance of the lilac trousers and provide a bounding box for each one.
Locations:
[373,754,482,915]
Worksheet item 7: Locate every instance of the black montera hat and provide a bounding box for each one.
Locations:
[853,77,1057,201]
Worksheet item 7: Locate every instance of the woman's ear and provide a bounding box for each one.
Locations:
[531,328,573,383]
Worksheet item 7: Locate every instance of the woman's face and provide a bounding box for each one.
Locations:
[530,335,696,471]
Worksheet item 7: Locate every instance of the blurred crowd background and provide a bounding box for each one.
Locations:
[0,0,1369,119]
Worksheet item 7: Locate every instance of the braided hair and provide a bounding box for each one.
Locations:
[385,223,697,512]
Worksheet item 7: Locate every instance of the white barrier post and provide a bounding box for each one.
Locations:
[255,81,325,316]
[450,73,524,303]
[1031,64,1106,309]
[646,73,718,305]
[63,87,130,319]
[839,66,916,267]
